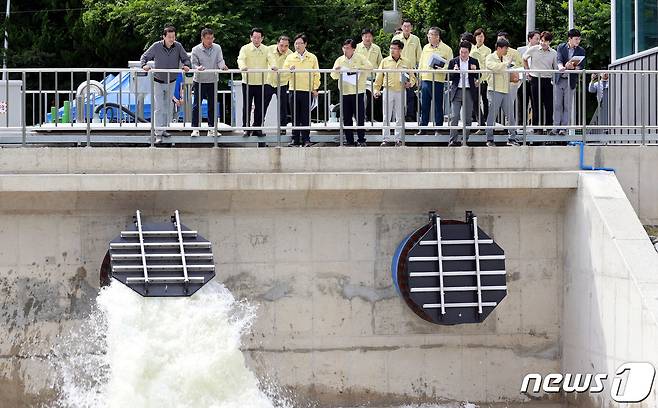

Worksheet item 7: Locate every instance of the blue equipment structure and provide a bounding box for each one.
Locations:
[47,71,215,123]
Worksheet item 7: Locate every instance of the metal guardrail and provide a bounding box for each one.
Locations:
[0,67,656,147]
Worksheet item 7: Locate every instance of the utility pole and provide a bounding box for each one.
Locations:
[526,0,536,34]
[3,0,9,79]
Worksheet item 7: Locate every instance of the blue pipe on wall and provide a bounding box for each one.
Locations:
[568,141,616,172]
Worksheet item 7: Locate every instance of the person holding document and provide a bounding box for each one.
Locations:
[331,38,373,146]
[418,27,453,135]
[553,28,586,137]
[447,41,480,146]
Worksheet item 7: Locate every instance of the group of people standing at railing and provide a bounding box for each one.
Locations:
[139,21,608,146]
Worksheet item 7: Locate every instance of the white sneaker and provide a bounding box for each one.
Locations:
[190,129,200,137]
[207,129,221,137]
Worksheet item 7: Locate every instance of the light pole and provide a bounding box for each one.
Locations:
[3,0,9,79]
[526,0,536,34]
[568,0,575,29]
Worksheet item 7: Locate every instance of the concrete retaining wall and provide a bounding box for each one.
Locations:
[1,147,657,407]
[562,172,658,407]
[0,186,568,406]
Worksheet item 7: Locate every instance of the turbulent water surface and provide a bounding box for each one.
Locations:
[54,280,282,408]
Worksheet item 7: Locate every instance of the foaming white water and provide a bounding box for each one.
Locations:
[54,280,279,408]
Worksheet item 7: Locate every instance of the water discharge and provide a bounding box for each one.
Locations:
[54,280,280,408]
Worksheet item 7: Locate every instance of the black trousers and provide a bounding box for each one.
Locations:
[364,89,382,122]
[472,82,489,125]
[405,87,417,120]
[290,90,311,144]
[517,81,532,125]
[242,83,265,128]
[342,93,366,144]
[264,84,289,126]
[530,76,553,127]
[192,82,217,127]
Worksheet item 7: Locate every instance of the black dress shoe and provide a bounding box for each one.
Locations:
[252,130,264,137]
[243,130,251,137]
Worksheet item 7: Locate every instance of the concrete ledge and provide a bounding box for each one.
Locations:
[0,171,581,192]
[0,146,581,174]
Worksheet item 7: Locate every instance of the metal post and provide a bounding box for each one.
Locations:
[261,71,265,139]
[339,74,344,146]
[581,70,586,143]
[214,73,219,147]
[641,73,646,145]
[473,216,483,315]
[276,71,281,147]
[401,71,406,145]
[526,0,536,34]
[54,71,58,127]
[2,0,9,80]
[103,70,107,128]
[150,72,155,146]
[434,215,446,315]
[86,70,91,147]
[568,0,575,30]
[21,71,26,145]
[70,71,74,128]
[38,72,42,126]
[522,77,527,145]
[118,71,122,127]
[462,75,467,142]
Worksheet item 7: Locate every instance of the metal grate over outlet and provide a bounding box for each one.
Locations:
[109,210,216,297]
[392,211,507,325]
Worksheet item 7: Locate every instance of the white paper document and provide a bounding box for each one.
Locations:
[341,71,358,86]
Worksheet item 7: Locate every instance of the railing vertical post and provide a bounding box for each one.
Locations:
[118,70,122,127]
[103,70,107,128]
[214,73,219,147]
[522,73,527,145]
[5,68,9,128]
[150,71,155,146]
[261,72,265,142]
[339,73,344,146]
[276,71,281,147]
[581,70,586,143]
[21,71,26,146]
[70,71,74,129]
[641,72,646,145]
[401,70,406,146]
[462,74,467,142]
[86,70,91,147]
[38,72,42,126]
[323,72,327,127]
[54,71,58,128]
